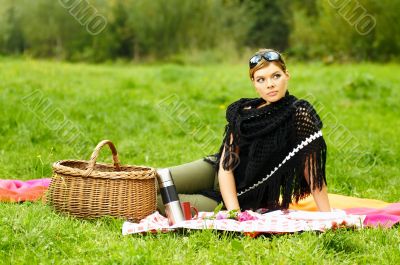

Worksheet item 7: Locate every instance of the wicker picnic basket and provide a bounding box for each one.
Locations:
[47,140,157,221]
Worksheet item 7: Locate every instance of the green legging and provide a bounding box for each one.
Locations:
[156,156,220,214]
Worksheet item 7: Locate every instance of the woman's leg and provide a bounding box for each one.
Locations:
[165,157,216,194]
[156,156,219,214]
[157,194,219,214]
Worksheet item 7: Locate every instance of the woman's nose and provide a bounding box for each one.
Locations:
[265,78,275,89]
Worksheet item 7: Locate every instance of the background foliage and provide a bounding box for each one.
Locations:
[0,0,399,62]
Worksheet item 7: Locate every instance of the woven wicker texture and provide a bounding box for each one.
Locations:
[47,140,157,221]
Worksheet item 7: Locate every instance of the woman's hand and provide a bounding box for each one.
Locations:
[311,184,331,212]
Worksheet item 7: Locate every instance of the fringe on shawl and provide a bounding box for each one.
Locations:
[203,100,243,173]
[235,135,328,211]
[203,124,240,173]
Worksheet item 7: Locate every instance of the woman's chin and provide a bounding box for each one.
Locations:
[264,96,283,103]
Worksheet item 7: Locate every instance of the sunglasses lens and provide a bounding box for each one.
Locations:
[263,51,280,61]
[250,55,262,63]
[249,55,262,68]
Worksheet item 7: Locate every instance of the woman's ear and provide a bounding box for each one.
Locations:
[285,70,290,79]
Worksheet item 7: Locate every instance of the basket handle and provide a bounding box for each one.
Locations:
[84,140,121,176]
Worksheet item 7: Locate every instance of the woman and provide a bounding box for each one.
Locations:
[157,48,331,213]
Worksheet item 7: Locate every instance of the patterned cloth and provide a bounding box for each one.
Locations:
[122,210,365,235]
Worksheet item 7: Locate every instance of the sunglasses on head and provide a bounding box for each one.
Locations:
[249,51,283,69]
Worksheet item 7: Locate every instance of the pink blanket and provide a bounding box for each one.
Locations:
[344,203,400,228]
[0,178,50,202]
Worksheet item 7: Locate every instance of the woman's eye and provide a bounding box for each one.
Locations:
[273,74,281,79]
[256,78,264,83]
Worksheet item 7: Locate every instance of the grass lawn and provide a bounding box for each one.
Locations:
[0,58,399,264]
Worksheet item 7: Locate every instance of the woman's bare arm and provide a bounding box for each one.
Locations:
[305,155,331,212]
[218,134,241,211]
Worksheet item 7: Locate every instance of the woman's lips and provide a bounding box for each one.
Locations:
[267,91,278,96]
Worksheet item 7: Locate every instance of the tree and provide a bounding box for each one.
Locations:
[242,0,291,51]
[1,4,25,54]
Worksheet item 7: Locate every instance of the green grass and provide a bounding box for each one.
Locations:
[0,58,399,264]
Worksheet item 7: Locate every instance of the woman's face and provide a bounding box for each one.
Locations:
[251,62,290,105]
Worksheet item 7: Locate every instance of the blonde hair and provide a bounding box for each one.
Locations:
[249,48,287,79]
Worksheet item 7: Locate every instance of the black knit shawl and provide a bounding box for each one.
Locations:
[204,91,327,211]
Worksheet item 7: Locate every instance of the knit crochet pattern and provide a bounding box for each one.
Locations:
[203,91,327,211]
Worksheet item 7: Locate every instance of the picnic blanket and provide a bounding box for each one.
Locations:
[289,193,390,210]
[0,178,50,202]
[344,203,400,228]
[122,209,366,235]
